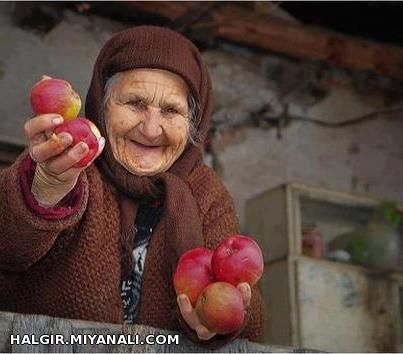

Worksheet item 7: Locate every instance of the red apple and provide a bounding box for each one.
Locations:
[31,78,81,121]
[173,248,214,306]
[212,235,264,286]
[54,117,101,168]
[196,282,245,334]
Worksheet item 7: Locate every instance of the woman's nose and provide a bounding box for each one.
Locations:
[140,108,163,141]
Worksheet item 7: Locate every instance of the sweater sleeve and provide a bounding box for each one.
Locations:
[0,151,89,272]
[179,165,265,348]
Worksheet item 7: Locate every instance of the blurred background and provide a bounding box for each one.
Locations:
[1,1,403,352]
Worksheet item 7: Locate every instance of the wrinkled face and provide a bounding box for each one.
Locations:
[104,69,190,176]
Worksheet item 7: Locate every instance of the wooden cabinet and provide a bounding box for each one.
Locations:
[245,184,403,352]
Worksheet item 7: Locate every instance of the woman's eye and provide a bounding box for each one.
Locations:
[162,106,179,115]
[128,100,147,110]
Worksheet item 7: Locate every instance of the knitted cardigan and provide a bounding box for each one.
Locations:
[0,152,264,345]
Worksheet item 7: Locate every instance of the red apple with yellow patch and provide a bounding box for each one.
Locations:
[54,117,101,168]
[30,77,81,121]
[173,248,214,306]
[195,282,245,334]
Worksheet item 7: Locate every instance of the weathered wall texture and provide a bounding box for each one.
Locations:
[205,47,403,228]
[1,3,403,229]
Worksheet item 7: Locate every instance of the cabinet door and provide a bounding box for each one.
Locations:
[392,279,403,351]
[297,257,396,352]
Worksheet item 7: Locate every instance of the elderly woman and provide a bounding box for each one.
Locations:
[0,26,263,347]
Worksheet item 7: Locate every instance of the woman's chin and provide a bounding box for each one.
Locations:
[123,160,164,176]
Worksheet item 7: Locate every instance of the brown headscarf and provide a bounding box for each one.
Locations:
[85,26,212,277]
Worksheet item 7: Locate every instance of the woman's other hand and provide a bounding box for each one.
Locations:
[177,282,251,341]
[24,113,105,207]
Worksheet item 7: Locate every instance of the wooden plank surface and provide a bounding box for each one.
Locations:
[0,311,320,353]
[12,314,73,353]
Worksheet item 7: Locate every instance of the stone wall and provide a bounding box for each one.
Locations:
[1,2,403,229]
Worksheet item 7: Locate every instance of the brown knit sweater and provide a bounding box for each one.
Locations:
[0,152,264,344]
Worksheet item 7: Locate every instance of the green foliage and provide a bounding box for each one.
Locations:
[380,201,402,226]
[346,230,369,265]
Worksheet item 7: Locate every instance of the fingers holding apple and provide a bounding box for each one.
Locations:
[44,135,105,177]
[53,117,103,168]
[28,76,105,206]
[40,117,105,176]
[28,77,105,174]
[26,114,105,180]
[237,282,252,308]
[25,114,66,161]
[174,235,264,340]
[30,131,74,165]
[177,294,217,341]
[195,282,246,336]
[30,124,105,206]
[174,248,218,341]
[24,114,64,141]
[185,282,249,338]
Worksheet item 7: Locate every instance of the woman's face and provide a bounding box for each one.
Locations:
[104,69,190,176]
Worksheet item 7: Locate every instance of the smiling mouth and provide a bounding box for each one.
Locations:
[129,139,162,149]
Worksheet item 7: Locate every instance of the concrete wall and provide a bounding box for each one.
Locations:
[1,2,403,230]
[204,47,403,228]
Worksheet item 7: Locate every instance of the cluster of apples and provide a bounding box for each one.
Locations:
[30,77,101,167]
[174,235,264,335]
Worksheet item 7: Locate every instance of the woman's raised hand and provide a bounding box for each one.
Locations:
[24,113,105,207]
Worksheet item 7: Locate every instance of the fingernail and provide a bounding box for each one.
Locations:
[52,117,63,125]
[77,142,88,154]
[178,295,186,307]
[59,134,72,145]
[99,137,105,148]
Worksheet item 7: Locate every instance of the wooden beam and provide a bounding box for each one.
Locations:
[213,6,403,80]
[125,1,188,20]
[128,2,403,81]
[0,311,311,352]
